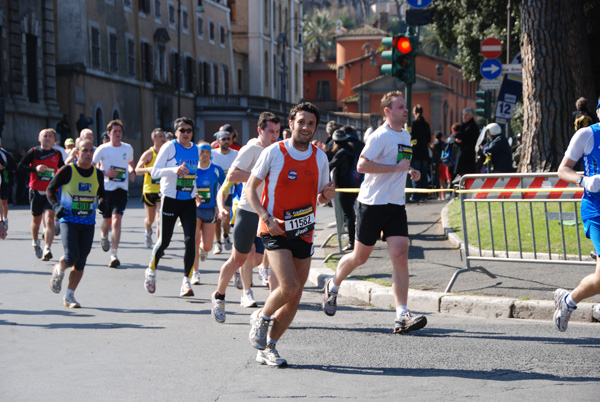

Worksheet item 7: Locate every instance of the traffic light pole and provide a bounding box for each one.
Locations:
[405,82,412,128]
[405,26,417,129]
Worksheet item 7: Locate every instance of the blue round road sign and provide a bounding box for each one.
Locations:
[480,59,502,80]
[406,0,433,8]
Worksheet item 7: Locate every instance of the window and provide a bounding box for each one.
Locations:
[264,52,269,85]
[201,61,211,95]
[263,0,268,27]
[222,65,229,95]
[182,9,189,33]
[229,0,237,22]
[168,2,175,28]
[108,29,118,73]
[95,107,105,142]
[112,108,120,120]
[208,20,215,43]
[184,56,195,92]
[26,34,38,103]
[141,41,153,82]
[139,0,151,14]
[219,24,225,46]
[337,66,344,80]
[123,0,132,10]
[273,54,277,89]
[213,63,219,95]
[90,24,100,68]
[156,42,166,81]
[295,62,298,94]
[126,37,135,76]
[316,80,330,101]
[154,0,161,18]
[170,50,180,88]
[237,68,242,91]
[197,15,204,38]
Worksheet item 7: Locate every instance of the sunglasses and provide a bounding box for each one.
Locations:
[179,128,193,133]
[220,137,231,141]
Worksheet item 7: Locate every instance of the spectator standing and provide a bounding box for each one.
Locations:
[480,123,513,173]
[454,107,479,179]
[409,105,432,202]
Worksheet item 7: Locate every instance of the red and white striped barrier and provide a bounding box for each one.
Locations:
[460,173,582,200]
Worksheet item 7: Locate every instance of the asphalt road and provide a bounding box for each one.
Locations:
[1,205,599,401]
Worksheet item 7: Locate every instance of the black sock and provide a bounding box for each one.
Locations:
[215,291,225,300]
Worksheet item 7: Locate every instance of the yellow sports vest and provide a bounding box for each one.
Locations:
[143,147,160,194]
[59,164,100,225]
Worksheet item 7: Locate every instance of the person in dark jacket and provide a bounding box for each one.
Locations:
[454,107,479,178]
[481,123,513,173]
[409,105,431,202]
[329,126,364,251]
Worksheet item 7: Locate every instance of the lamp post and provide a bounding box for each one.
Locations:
[277,17,303,106]
[359,43,376,135]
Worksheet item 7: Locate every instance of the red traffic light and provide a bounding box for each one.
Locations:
[394,36,412,54]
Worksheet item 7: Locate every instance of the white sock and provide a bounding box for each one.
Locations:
[110,248,117,257]
[244,289,251,295]
[328,280,340,294]
[66,289,74,298]
[267,337,276,346]
[396,306,408,319]
[259,311,272,321]
[565,293,577,309]
[183,277,191,284]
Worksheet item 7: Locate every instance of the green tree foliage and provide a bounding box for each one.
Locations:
[302,8,335,62]
[431,0,522,81]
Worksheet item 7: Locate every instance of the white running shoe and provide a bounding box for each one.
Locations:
[233,270,243,290]
[42,246,53,261]
[191,271,201,285]
[63,293,81,308]
[258,265,270,286]
[144,268,156,293]
[33,240,43,259]
[145,233,152,249]
[256,343,287,366]
[394,310,428,334]
[100,236,110,252]
[214,242,223,255]
[241,289,258,308]
[180,281,194,297]
[553,288,575,332]
[50,264,64,294]
[223,235,232,250]
[211,291,226,323]
[249,309,269,350]
[109,255,120,268]
[200,249,207,262]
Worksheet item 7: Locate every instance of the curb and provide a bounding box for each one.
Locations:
[309,260,599,324]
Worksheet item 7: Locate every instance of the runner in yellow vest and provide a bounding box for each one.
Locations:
[135,128,167,248]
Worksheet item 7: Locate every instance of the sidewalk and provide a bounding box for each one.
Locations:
[309,199,600,324]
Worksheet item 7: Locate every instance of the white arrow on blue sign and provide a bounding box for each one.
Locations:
[406,0,433,8]
[480,59,502,80]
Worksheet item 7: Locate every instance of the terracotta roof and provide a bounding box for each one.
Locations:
[336,24,388,38]
[341,94,359,104]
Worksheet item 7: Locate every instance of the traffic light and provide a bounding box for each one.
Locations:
[476,90,491,120]
[381,35,416,84]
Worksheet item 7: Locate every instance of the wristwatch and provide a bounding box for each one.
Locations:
[577,176,584,186]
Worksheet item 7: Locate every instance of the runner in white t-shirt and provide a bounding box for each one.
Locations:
[211,131,239,254]
[92,120,135,268]
[210,112,281,323]
[322,91,428,335]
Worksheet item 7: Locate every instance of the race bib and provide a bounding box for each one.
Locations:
[110,166,127,182]
[197,187,211,204]
[151,176,161,185]
[71,195,94,217]
[284,205,315,239]
[37,168,55,181]
[176,174,195,193]
[397,145,412,163]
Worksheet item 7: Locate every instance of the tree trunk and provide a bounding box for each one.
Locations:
[520,0,594,172]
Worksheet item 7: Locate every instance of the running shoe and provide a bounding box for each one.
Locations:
[42,247,53,261]
[180,281,194,297]
[394,310,427,334]
[256,343,287,366]
[258,265,270,286]
[63,293,81,308]
[33,240,43,259]
[553,288,575,332]
[233,270,243,290]
[322,278,338,316]
[3,218,7,231]
[191,271,201,285]
[200,249,207,262]
[223,235,232,250]
[101,236,110,252]
[144,268,156,293]
[50,264,64,294]
[241,289,258,308]
[214,242,223,255]
[249,309,269,350]
[145,233,152,249]
[109,255,120,268]
[593,304,600,322]
[211,291,226,323]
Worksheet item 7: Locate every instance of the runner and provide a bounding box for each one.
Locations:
[47,139,105,308]
[135,128,167,248]
[92,120,135,268]
[245,103,334,366]
[17,128,65,260]
[322,90,428,334]
[191,141,225,285]
[64,128,95,165]
[211,130,239,254]
[210,112,281,323]
[144,117,200,297]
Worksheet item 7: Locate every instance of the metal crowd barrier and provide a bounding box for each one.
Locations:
[445,172,594,292]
